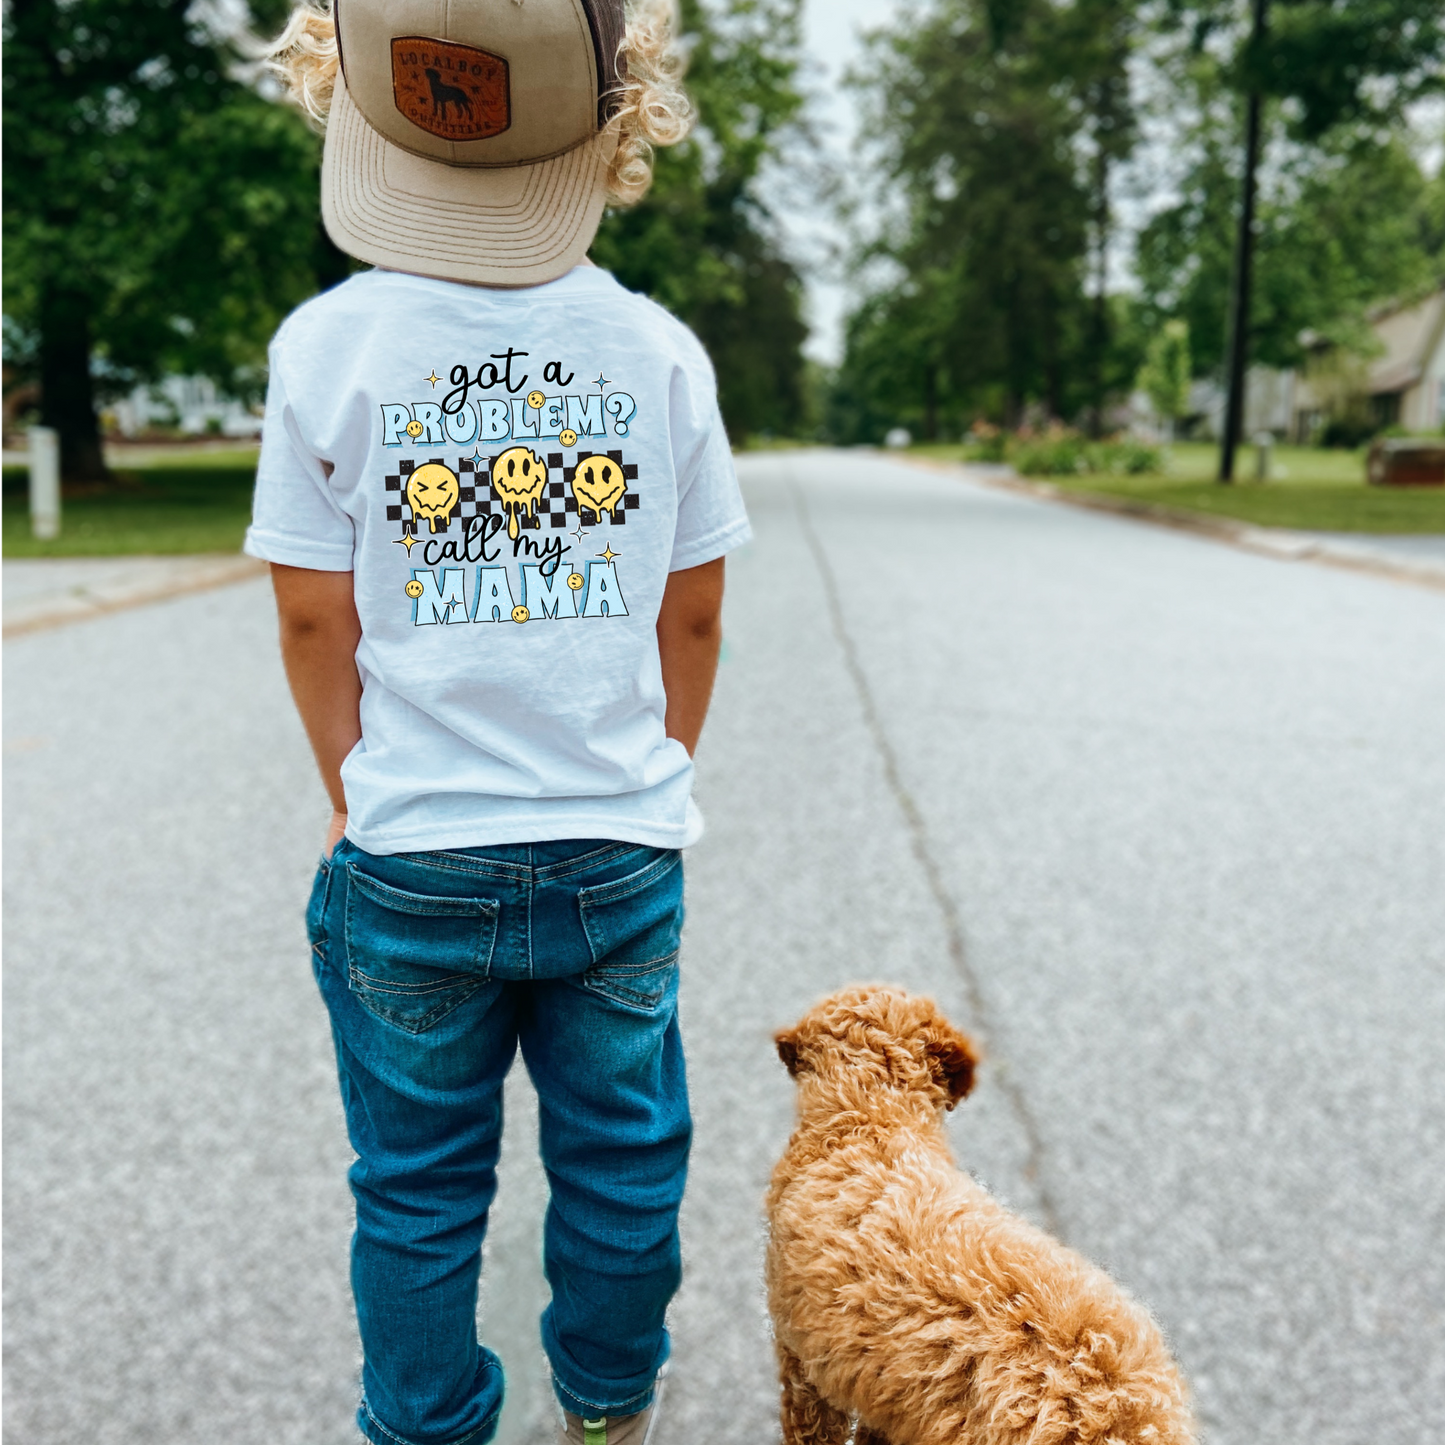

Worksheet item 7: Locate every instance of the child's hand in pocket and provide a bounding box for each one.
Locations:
[325,809,347,859]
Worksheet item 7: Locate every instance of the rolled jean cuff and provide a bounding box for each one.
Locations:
[550,1375,656,1419]
[357,1386,502,1445]
[544,1314,668,1418]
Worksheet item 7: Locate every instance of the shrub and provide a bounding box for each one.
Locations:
[967,420,1008,462]
[1322,415,1377,448]
[1012,436,1087,475]
[1096,439,1162,474]
[1011,432,1163,477]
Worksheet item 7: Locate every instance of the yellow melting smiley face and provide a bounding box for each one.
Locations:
[558,428,578,448]
[571,454,627,521]
[490,445,548,540]
[405,420,424,439]
[406,463,460,533]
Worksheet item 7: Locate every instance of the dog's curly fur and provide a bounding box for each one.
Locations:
[767,987,1196,1445]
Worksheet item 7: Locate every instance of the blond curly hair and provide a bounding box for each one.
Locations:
[266,0,692,205]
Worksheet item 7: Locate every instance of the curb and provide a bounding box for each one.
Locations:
[3,556,268,639]
[900,457,1445,595]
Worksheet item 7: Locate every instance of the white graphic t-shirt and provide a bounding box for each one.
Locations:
[245,265,750,855]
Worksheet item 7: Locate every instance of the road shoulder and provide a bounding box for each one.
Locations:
[3,554,267,638]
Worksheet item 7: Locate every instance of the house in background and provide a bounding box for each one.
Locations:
[1184,368,1299,441]
[1178,283,1445,442]
[107,375,262,438]
[1345,287,1443,433]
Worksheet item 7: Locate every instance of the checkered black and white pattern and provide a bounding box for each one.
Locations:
[385,451,641,535]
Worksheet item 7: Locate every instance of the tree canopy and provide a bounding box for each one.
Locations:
[829,0,1141,440]
[2,0,333,477]
[2,0,812,475]
[591,0,810,442]
[1138,125,1443,377]
[832,0,1445,443]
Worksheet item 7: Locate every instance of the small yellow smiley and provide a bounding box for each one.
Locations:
[566,571,585,591]
[558,428,578,448]
[404,579,425,599]
[526,390,546,409]
[405,419,424,439]
[511,604,530,624]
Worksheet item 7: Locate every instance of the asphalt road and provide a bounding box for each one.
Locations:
[6,450,1444,1445]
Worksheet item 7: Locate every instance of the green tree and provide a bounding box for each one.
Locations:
[832,0,1149,437]
[590,0,810,442]
[828,272,962,444]
[2,0,335,479]
[1227,0,1445,141]
[1137,320,1192,438]
[1158,0,1445,475]
[1044,0,1139,433]
[1137,122,1441,376]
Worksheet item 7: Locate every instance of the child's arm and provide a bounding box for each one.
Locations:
[271,564,363,854]
[656,558,725,757]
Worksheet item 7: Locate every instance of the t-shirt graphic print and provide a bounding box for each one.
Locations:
[384,378,641,628]
[245,265,750,856]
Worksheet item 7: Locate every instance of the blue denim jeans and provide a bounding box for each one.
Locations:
[306,836,690,1445]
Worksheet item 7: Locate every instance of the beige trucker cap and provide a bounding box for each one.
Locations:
[322,0,626,286]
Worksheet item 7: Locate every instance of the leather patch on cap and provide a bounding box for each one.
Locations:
[391,37,510,141]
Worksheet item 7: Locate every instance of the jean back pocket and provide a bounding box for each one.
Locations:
[576,849,683,1013]
[343,863,499,1034]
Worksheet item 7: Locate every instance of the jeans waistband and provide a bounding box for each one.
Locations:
[336,837,668,886]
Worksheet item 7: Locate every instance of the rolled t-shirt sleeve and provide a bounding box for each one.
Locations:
[668,371,751,573]
[244,349,355,571]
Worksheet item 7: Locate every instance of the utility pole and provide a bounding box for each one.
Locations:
[1219,0,1269,483]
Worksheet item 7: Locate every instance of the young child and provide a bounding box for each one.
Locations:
[249,3,749,1442]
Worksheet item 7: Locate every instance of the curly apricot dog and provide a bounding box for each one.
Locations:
[767,986,1195,1445]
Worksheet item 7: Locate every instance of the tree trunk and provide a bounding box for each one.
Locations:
[1005,278,1026,429]
[1220,0,1270,483]
[923,362,938,441]
[39,284,108,483]
[1042,284,1062,420]
[1088,151,1109,439]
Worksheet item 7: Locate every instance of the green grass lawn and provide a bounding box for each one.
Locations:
[3,450,258,556]
[909,440,1445,533]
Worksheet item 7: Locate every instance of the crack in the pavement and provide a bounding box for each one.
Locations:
[790,478,1064,1237]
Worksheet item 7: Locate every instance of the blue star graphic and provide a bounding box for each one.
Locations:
[594,372,610,390]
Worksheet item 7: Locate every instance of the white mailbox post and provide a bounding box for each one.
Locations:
[1252,430,1273,483]
[29,426,61,539]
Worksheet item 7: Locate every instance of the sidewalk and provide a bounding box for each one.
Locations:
[3,555,266,637]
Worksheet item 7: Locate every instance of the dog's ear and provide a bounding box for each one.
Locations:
[925,1024,978,1108]
[775,1028,804,1077]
